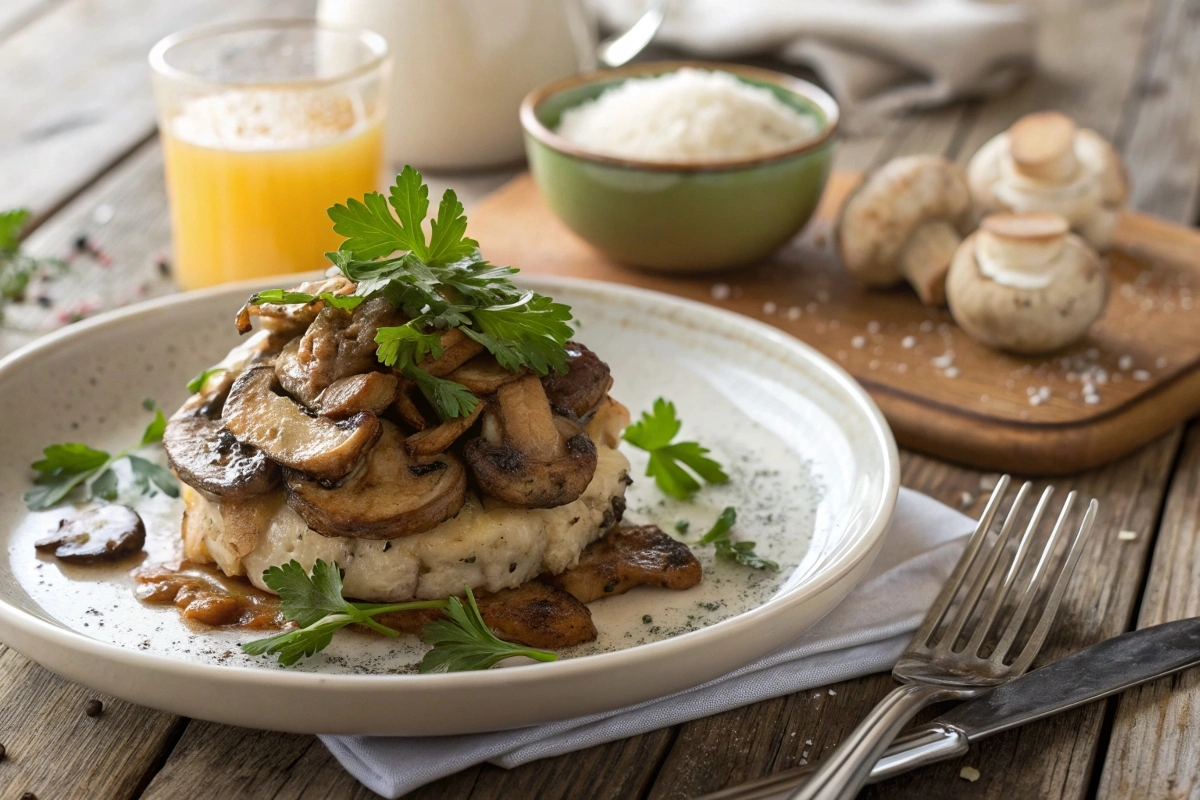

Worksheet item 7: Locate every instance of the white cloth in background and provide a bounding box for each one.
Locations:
[320,488,975,798]
[593,0,1036,113]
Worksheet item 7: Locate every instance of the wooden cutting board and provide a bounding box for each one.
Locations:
[470,171,1200,474]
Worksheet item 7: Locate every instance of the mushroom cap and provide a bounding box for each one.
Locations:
[946,213,1108,354]
[837,155,972,287]
[966,112,1129,249]
[284,421,467,539]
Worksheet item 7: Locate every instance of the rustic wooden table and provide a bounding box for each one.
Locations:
[1,1,1198,798]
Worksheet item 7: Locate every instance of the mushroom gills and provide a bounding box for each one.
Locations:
[284,421,467,539]
[465,376,598,508]
[222,364,381,481]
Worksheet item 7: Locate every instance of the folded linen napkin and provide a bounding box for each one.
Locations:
[321,487,974,798]
[592,0,1036,113]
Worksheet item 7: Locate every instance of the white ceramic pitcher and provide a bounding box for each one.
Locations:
[316,0,664,169]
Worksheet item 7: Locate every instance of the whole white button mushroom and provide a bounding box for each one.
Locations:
[967,112,1129,249]
[836,155,972,306]
[946,213,1108,354]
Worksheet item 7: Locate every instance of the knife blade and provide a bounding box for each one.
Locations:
[696,616,1200,800]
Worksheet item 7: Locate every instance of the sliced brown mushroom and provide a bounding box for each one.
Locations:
[541,342,613,418]
[391,379,432,431]
[36,505,146,563]
[418,328,486,377]
[316,372,399,419]
[371,582,598,648]
[543,525,703,604]
[164,410,281,498]
[235,274,355,336]
[222,364,381,481]
[405,401,484,458]
[285,421,467,539]
[446,354,526,395]
[464,375,597,508]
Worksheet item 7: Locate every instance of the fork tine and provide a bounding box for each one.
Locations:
[910,475,1012,648]
[963,485,1054,655]
[989,491,1077,661]
[1001,497,1098,673]
[935,481,1033,651]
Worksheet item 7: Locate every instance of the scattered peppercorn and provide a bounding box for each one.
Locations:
[84,699,103,717]
[642,615,653,624]
[157,257,172,278]
[73,234,90,252]
[21,792,37,800]
[0,742,6,760]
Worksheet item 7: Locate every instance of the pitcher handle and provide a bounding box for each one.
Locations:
[596,0,669,68]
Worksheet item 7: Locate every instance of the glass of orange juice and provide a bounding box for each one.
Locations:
[149,20,390,290]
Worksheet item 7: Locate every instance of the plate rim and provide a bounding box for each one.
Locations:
[0,275,898,705]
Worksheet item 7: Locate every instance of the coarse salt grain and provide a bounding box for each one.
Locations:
[851,336,866,349]
[960,767,981,782]
[1133,369,1150,381]
[1118,355,1133,371]
[901,335,916,349]
[710,283,731,300]
[1117,530,1138,541]
[556,68,820,162]
[762,301,777,315]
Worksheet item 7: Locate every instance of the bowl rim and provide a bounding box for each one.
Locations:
[520,60,840,173]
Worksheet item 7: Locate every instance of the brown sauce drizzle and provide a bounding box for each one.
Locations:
[134,561,283,630]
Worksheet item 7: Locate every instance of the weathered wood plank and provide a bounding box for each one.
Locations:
[1111,0,1200,223]
[1095,424,1200,800]
[0,0,311,221]
[0,646,183,799]
[648,438,1180,799]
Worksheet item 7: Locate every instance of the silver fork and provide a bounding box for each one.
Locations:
[788,475,1098,800]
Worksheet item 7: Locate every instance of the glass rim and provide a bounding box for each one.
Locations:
[148,18,390,91]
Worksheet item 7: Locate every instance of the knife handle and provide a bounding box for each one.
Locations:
[691,724,969,800]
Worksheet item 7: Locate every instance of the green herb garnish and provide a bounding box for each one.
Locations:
[622,398,729,500]
[697,507,778,571]
[246,289,365,312]
[25,406,178,510]
[185,366,228,393]
[0,208,67,325]
[246,166,574,421]
[241,559,558,672]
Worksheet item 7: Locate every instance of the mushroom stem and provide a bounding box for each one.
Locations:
[497,377,564,460]
[899,219,961,306]
[1009,112,1081,183]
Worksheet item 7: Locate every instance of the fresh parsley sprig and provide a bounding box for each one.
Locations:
[246,166,574,421]
[622,398,729,500]
[25,406,178,510]
[241,559,558,672]
[697,507,778,571]
[185,366,228,393]
[246,288,364,312]
[0,208,67,326]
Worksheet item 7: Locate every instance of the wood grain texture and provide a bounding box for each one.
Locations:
[1095,421,1200,799]
[648,440,1179,798]
[0,0,312,221]
[468,171,1200,474]
[0,645,183,799]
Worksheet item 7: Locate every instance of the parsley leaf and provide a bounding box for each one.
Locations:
[186,366,228,393]
[25,403,178,510]
[241,560,557,671]
[248,289,364,311]
[419,590,558,673]
[0,207,68,326]
[697,507,778,571]
[249,167,575,421]
[622,399,729,500]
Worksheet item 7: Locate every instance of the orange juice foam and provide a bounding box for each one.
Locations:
[162,89,383,290]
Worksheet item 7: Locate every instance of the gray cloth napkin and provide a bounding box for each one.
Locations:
[320,488,974,798]
[593,0,1036,113]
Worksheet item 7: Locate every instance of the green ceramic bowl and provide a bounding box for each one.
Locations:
[520,61,839,272]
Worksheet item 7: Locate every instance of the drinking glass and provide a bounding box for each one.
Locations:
[150,20,390,290]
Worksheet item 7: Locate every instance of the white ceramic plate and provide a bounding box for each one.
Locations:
[0,276,897,735]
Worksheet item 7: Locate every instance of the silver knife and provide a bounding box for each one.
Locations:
[696,616,1200,800]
